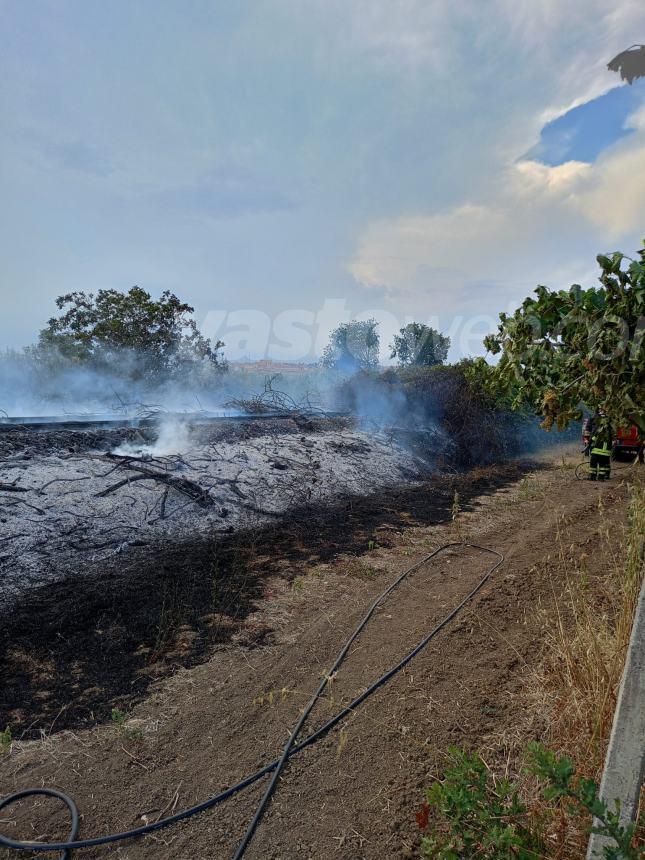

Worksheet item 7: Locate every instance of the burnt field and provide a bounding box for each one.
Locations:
[0,412,536,739]
[0,414,425,734]
[0,415,428,603]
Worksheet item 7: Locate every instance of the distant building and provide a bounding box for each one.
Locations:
[229,359,317,375]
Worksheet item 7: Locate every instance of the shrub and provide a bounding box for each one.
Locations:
[418,746,543,859]
[417,745,643,859]
[336,362,558,467]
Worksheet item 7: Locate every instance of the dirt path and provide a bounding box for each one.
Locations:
[0,445,638,859]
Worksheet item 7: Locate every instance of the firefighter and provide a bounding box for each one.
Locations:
[586,413,612,480]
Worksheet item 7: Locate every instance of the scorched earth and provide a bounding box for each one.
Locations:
[0,416,429,606]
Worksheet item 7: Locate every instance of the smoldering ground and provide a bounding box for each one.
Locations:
[0,415,429,606]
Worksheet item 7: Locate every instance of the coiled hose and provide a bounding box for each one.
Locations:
[575,454,642,480]
[0,541,504,860]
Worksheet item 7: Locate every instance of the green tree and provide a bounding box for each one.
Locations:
[34,287,225,381]
[320,319,380,372]
[481,248,645,434]
[390,323,450,367]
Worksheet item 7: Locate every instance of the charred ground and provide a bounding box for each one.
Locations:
[1,451,531,738]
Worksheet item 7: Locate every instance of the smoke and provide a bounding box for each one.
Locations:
[333,369,441,431]
[0,346,578,469]
[0,348,221,417]
[333,366,579,466]
[337,375,428,429]
[112,415,193,457]
[0,348,335,420]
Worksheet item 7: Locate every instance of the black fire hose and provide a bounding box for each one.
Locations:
[575,454,642,480]
[0,542,504,859]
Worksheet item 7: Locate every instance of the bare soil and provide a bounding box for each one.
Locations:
[0,445,639,859]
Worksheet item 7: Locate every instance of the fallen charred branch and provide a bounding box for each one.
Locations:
[100,460,214,508]
[37,475,93,494]
[159,488,169,520]
[0,533,27,545]
[0,481,29,493]
[0,498,46,515]
[96,473,150,497]
[226,375,331,418]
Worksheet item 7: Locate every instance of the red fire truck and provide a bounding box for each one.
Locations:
[613,424,644,461]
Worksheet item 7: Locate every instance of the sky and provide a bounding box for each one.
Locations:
[1,0,644,362]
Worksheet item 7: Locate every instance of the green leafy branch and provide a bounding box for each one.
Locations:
[528,743,641,860]
[417,744,643,859]
[481,247,645,435]
[418,747,543,859]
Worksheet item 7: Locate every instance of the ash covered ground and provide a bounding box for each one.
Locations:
[0,415,433,606]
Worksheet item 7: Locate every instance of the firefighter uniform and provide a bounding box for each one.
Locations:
[589,432,612,480]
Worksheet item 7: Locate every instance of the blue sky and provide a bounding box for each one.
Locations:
[1,1,644,360]
[523,80,645,165]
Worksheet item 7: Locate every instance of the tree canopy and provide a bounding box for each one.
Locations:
[34,287,225,381]
[607,44,645,84]
[390,323,450,367]
[480,248,645,433]
[321,319,380,372]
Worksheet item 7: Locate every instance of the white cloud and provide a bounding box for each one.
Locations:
[573,142,645,236]
[626,103,645,131]
[349,205,507,293]
[511,160,591,196]
[348,131,645,313]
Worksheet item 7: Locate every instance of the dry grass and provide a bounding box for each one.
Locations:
[544,483,643,769]
[524,480,645,856]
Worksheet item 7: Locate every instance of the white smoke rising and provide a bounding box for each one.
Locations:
[112,416,193,457]
[0,348,333,421]
[0,347,349,475]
